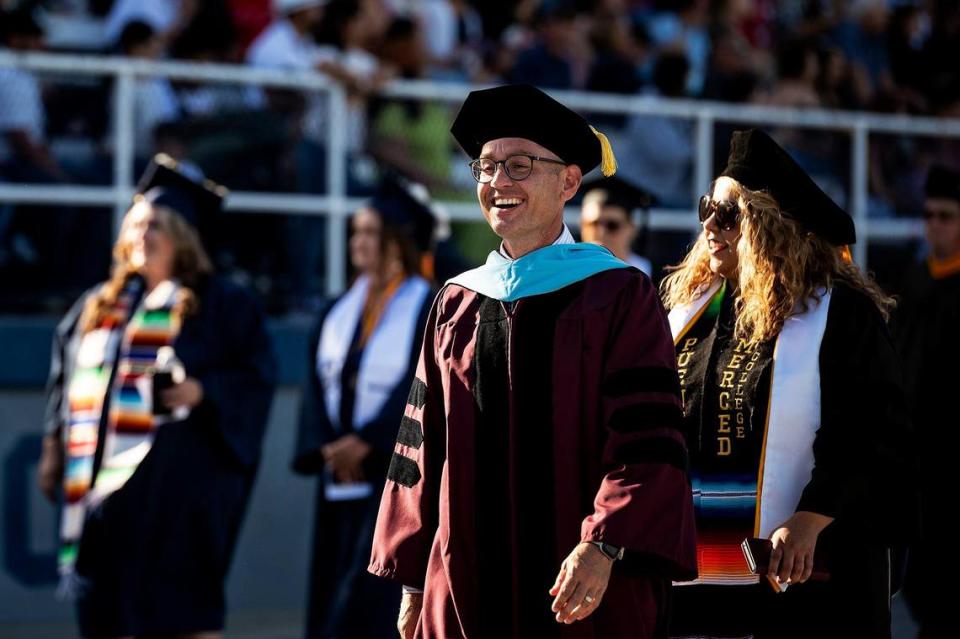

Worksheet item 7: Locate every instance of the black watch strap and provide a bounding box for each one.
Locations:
[590,541,624,561]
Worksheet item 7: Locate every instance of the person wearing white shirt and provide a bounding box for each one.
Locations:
[247,0,332,71]
[0,10,65,180]
[105,0,184,47]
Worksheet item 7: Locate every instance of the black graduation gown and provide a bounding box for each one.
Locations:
[292,290,432,639]
[785,283,917,639]
[44,276,277,638]
[670,283,917,639]
[892,264,960,633]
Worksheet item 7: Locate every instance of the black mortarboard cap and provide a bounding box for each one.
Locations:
[720,129,855,246]
[581,176,657,213]
[135,153,227,228]
[925,164,960,202]
[450,84,617,177]
[369,176,437,253]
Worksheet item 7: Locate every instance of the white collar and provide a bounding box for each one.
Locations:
[496,225,575,261]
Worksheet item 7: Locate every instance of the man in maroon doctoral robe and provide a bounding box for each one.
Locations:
[368,84,697,639]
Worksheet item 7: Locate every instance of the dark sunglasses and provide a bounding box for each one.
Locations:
[923,209,960,222]
[698,195,740,231]
[584,219,625,233]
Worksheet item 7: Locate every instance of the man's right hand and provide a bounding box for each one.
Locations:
[398,591,423,639]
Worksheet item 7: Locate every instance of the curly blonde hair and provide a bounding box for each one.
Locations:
[661,179,894,346]
[80,199,213,333]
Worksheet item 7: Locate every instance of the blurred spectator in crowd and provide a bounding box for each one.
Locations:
[116,20,181,160]
[886,3,931,113]
[0,9,67,182]
[247,0,331,70]
[0,8,93,307]
[247,0,337,307]
[313,0,392,192]
[293,176,435,639]
[409,0,485,82]
[405,0,457,76]
[644,0,711,96]
[816,44,870,110]
[248,0,387,193]
[509,0,587,89]
[579,176,655,276]
[38,155,276,639]
[369,17,456,196]
[171,1,252,118]
[617,51,695,208]
[754,38,821,107]
[586,5,649,100]
[894,164,960,639]
[828,0,894,106]
[704,0,771,102]
[226,0,274,53]
[105,0,198,50]
[920,0,960,116]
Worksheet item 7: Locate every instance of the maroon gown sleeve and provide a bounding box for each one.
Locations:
[368,294,446,588]
[580,274,698,581]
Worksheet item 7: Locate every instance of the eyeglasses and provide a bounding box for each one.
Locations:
[923,209,960,222]
[698,195,741,231]
[583,219,626,233]
[469,154,567,183]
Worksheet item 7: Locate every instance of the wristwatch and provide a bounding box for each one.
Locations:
[589,541,624,561]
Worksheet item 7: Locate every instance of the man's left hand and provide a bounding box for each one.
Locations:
[549,542,614,624]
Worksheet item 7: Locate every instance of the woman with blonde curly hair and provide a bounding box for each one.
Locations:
[662,130,916,638]
[37,156,276,639]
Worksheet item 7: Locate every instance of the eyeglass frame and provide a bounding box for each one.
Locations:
[698,195,742,231]
[469,154,568,183]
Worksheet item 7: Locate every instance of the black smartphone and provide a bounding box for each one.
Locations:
[152,371,174,416]
[741,537,830,581]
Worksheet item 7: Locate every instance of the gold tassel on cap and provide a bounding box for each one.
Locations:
[590,125,618,177]
[840,245,853,263]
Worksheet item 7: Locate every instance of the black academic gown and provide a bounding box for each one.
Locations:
[293,290,432,639]
[785,283,917,639]
[44,276,277,638]
[669,282,917,639]
[893,264,960,635]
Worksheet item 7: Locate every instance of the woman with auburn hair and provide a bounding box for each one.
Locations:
[37,156,276,639]
[662,130,916,638]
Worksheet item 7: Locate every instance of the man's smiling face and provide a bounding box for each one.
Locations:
[476,137,575,254]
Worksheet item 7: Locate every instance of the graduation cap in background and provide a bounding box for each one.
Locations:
[925,165,960,202]
[581,176,657,215]
[719,129,856,246]
[368,176,437,254]
[450,84,618,177]
[135,153,227,230]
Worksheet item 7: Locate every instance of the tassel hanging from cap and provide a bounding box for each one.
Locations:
[839,246,853,263]
[590,126,618,177]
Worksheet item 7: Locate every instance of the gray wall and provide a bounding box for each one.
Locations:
[0,386,316,636]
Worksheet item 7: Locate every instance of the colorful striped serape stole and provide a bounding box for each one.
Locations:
[688,473,759,585]
[58,279,181,586]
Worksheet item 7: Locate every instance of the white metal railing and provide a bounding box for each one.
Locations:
[3,50,960,292]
